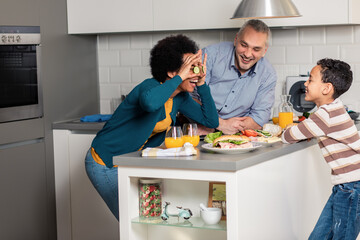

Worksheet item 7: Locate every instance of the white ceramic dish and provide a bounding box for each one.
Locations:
[200,208,222,225]
[201,142,262,154]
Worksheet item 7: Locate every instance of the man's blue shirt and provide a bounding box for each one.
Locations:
[195,41,277,126]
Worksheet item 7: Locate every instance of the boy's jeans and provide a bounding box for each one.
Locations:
[85,148,119,220]
[309,181,360,240]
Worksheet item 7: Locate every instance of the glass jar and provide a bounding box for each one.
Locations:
[278,95,294,129]
[139,178,162,218]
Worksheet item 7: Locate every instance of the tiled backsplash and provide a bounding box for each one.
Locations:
[98,25,360,114]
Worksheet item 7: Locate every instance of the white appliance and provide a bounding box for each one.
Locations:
[286,76,316,116]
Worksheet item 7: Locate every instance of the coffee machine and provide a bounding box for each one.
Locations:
[286,76,316,116]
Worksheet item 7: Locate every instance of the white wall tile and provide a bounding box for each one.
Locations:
[266,46,285,64]
[299,65,313,76]
[185,30,221,49]
[100,100,111,114]
[272,28,298,46]
[220,29,238,42]
[99,84,120,100]
[312,45,339,62]
[98,35,108,50]
[120,50,142,66]
[355,26,360,43]
[131,67,151,83]
[341,45,360,62]
[326,26,353,44]
[299,27,325,45]
[99,67,110,83]
[98,51,119,66]
[109,34,130,49]
[120,83,138,96]
[142,50,150,66]
[130,34,152,49]
[286,46,312,64]
[110,67,131,83]
[354,64,360,83]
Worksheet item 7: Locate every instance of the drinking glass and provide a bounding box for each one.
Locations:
[164,126,184,148]
[182,123,200,147]
[272,107,279,125]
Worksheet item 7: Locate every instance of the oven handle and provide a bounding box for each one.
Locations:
[0,138,44,150]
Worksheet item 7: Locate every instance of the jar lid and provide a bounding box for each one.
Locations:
[139,178,162,184]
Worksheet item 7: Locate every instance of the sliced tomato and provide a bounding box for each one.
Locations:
[298,116,306,122]
[243,129,258,137]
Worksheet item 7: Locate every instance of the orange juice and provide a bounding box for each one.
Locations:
[272,117,279,124]
[182,135,200,147]
[279,112,293,129]
[164,137,184,148]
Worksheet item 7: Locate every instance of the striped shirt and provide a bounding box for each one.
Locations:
[282,98,360,185]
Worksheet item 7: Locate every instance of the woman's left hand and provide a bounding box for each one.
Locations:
[196,53,207,87]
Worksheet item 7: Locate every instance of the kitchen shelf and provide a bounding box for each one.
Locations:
[132,217,226,231]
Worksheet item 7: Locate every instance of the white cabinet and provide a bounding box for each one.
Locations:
[153,0,243,31]
[264,0,360,27]
[53,130,119,240]
[67,0,153,34]
[67,0,360,34]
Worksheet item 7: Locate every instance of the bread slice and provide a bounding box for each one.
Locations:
[213,135,250,144]
[262,123,282,137]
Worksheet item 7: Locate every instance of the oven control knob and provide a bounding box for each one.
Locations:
[16,35,21,43]
[1,35,6,43]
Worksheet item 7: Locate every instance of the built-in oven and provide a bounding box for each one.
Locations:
[0,26,42,123]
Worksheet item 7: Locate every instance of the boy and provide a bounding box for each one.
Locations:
[282,58,360,240]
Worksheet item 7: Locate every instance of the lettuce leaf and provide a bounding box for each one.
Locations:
[219,139,247,145]
[204,131,222,143]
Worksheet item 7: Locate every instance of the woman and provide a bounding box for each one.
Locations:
[85,34,219,220]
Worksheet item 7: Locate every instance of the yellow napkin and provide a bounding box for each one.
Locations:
[142,142,197,157]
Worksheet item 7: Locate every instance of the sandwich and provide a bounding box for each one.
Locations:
[213,135,253,149]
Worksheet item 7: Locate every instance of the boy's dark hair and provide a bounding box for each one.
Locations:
[150,34,198,83]
[317,58,353,99]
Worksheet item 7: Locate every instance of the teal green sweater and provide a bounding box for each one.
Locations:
[91,75,219,168]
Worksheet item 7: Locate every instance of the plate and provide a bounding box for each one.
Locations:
[201,143,262,154]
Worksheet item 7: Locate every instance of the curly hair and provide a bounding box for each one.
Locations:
[150,34,198,83]
[317,58,353,99]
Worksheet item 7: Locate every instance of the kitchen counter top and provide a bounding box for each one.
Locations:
[114,121,360,172]
[52,118,104,132]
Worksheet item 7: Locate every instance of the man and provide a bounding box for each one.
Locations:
[193,20,277,134]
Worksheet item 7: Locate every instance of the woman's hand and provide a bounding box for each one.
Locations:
[177,50,202,81]
[196,53,207,87]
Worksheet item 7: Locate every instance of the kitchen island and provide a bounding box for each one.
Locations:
[114,122,360,240]
[114,140,325,240]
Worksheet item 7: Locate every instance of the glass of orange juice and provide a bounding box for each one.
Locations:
[272,107,279,125]
[279,112,293,129]
[164,126,184,148]
[182,123,200,147]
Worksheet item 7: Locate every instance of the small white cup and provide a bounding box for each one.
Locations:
[200,208,222,225]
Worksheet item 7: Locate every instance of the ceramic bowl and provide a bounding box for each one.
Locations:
[200,208,222,225]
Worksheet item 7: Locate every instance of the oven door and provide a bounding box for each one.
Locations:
[0,45,42,123]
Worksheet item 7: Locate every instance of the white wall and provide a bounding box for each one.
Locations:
[97,25,360,115]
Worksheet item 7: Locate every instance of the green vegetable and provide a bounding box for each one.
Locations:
[255,129,272,137]
[193,66,200,74]
[204,131,222,143]
[219,139,246,145]
[303,112,310,118]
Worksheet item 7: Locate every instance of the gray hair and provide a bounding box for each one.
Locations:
[237,19,271,46]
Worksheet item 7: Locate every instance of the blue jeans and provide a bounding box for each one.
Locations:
[85,148,119,220]
[309,181,360,240]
